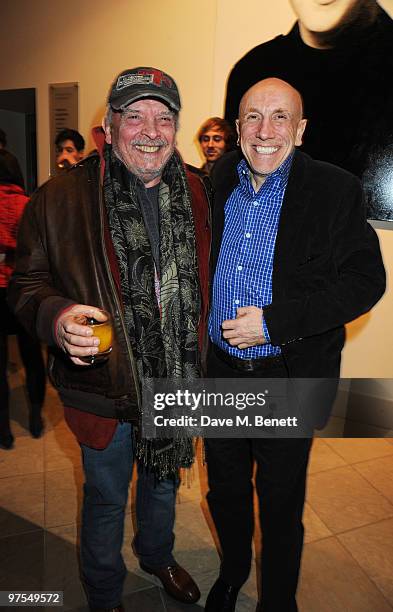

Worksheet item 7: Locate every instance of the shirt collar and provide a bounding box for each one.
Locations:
[237,150,294,191]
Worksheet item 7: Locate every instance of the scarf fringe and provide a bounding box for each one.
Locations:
[134,436,195,480]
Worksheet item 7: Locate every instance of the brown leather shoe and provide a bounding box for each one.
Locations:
[140,562,200,604]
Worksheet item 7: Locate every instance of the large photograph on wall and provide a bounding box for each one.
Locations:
[225,0,393,222]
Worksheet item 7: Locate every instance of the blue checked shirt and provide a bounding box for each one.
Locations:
[209,153,293,358]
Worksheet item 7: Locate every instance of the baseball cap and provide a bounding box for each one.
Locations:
[108,67,181,112]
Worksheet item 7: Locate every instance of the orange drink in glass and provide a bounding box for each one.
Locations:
[78,310,113,364]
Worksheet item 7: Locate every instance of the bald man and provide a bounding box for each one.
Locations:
[205,78,385,612]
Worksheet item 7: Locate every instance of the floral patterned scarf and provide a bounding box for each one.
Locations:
[104,145,200,477]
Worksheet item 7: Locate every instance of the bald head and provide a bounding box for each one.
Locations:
[236,78,307,191]
[239,78,304,122]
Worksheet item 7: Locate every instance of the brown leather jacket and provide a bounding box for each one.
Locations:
[8,152,211,422]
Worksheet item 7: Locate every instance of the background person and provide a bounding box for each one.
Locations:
[0,148,46,449]
[0,128,25,190]
[55,127,85,171]
[196,117,236,176]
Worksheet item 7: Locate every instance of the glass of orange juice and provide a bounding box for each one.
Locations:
[78,310,113,364]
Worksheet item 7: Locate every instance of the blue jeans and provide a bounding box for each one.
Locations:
[81,422,179,608]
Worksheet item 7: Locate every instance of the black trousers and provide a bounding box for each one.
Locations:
[205,346,312,612]
[0,288,46,433]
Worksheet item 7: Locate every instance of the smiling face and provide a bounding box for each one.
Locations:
[199,128,227,162]
[103,98,177,187]
[237,78,307,191]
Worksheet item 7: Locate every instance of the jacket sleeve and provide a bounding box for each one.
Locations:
[7,191,75,345]
[186,169,212,353]
[263,176,386,345]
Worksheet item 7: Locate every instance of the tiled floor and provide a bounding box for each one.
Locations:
[1,340,393,611]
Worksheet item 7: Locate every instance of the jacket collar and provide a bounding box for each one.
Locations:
[272,149,311,284]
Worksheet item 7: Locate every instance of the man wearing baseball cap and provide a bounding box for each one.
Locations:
[9,67,211,612]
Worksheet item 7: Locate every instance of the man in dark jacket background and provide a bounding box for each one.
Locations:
[54,127,85,171]
[0,128,26,190]
[224,0,393,221]
[9,67,210,612]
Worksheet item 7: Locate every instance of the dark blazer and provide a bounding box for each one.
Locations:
[210,149,386,378]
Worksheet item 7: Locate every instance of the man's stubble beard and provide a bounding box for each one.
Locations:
[112,143,169,184]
